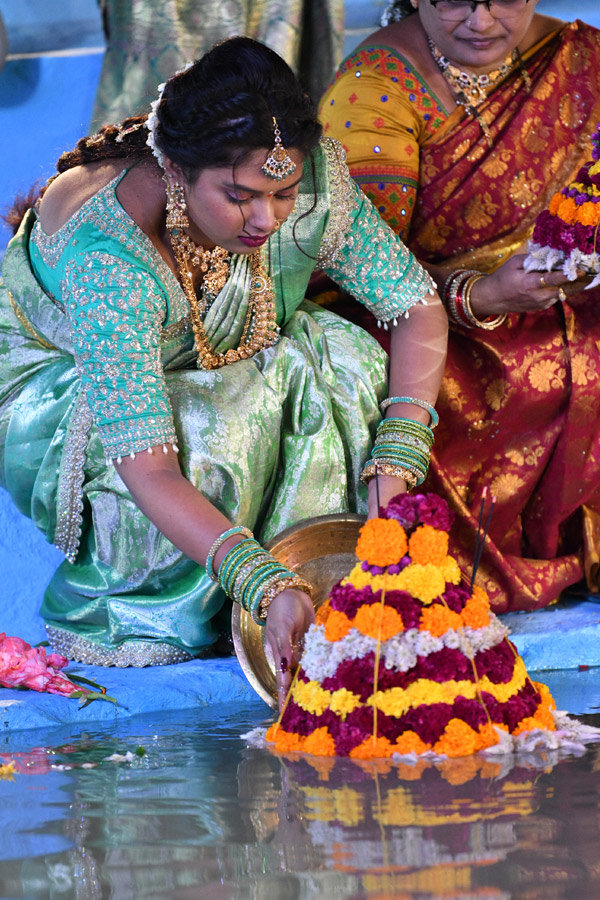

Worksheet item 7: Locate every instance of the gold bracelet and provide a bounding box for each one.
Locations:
[256,574,314,624]
[360,462,418,489]
[462,273,507,331]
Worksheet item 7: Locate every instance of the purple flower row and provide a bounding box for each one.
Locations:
[318,639,517,701]
[329,581,471,623]
[279,679,542,752]
[532,209,597,255]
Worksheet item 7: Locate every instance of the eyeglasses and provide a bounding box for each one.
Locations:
[428,0,530,21]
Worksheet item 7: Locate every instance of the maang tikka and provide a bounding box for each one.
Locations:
[261,117,296,181]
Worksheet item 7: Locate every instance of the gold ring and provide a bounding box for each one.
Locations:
[558,287,567,302]
[539,274,547,288]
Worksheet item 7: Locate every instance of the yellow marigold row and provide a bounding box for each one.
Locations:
[291,656,526,718]
[343,555,461,604]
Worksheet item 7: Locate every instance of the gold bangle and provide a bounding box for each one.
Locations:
[462,274,507,331]
[256,574,313,623]
[360,462,418,489]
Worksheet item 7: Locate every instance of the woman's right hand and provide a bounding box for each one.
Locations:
[265,589,315,710]
[469,254,592,318]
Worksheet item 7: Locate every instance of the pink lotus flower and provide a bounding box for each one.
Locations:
[0,633,115,706]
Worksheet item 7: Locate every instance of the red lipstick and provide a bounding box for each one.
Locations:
[239,235,269,248]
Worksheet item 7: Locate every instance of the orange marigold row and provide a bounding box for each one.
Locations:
[315,587,489,643]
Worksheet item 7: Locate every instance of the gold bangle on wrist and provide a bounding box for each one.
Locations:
[256,574,313,623]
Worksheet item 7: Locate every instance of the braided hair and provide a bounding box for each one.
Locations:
[56,37,322,181]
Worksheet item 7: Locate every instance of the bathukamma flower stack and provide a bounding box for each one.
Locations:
[265,492,588,759]
[525,121,600,289]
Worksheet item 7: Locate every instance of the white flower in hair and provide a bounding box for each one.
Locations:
[145,62,194,169]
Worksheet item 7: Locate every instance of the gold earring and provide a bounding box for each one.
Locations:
[164,177,189,231]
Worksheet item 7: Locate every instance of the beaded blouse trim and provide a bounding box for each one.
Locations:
[31,170,188,327]
[317,137,354,269]
[53,391,93,563]
[46,625,193,667]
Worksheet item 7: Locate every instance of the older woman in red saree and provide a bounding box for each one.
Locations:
[321,1,600,612]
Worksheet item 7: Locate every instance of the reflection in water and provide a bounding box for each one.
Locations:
[1,709,600,898]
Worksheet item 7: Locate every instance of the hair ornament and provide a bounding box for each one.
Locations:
[145,62,194,169]
[261,117,296,181]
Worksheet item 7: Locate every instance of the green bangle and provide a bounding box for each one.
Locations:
[205,525,254,582]
[380,396,439,427]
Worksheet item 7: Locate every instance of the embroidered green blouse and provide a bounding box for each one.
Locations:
[29,138,434,462]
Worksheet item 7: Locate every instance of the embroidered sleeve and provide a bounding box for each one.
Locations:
[320,48,446,239]
[63,251,178,460]
[318,138,436,323]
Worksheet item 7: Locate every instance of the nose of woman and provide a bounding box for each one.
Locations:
[464,2,498,31]
[249,197,278,234]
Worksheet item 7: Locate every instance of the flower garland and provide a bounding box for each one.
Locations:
[260,491,600,760]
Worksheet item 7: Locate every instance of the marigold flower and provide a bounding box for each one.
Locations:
[408,525,448,565]
[557,196,578,224]
[548,192,563,215]
[355,518,408,566]
[303,726,337,757]
[329,687,361,719]
[434,718,480,757]
[265,725,306,752]
[315,600,332,626]
[324,609,354,642]
[533,680,557,711]
[293,679,331,715]
[353,604,404,641]
[461,593,490,629]
[512,706,555,735]
[439,556,461,584]
[349,734,395,759]
[477,721,502,751]
[394,731,430,755]
[420,604,462,637]
[576,203,600,226]
[396,563,446,604]
[0,761,17,781]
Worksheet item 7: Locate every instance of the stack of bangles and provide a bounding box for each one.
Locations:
[442,269,506,330]
[205,525,313,626]
[360,396,437,489]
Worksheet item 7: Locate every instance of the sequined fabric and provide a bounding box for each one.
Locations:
[0,140,430,663]
[323,21,600,612]
[91,0,345,129]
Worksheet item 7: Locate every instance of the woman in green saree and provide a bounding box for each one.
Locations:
[0,38,447,703]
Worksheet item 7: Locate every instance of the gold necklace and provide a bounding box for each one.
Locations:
[169,226,279,370]
[428,38,516,105]
[428,38,532,147]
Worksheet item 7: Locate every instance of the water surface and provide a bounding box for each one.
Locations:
[2,705,600,899]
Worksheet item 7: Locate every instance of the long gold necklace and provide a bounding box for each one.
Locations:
[169,225,280,370]
[428,37,531,147]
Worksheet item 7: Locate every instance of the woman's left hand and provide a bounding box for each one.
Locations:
[266,589,315,709]
[367,474,407,519]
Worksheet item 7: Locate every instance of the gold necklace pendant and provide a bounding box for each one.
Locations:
[428,37,516,107]
[169,226,279,370]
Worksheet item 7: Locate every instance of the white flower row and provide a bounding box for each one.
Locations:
[300,618,510,683]
[524,242,600,290]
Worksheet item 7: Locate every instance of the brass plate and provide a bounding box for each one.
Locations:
[232,513,364,708]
